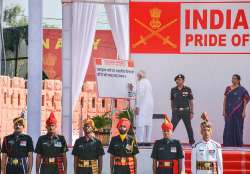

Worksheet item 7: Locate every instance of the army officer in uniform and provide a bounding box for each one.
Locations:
[1,115,34,174]
[72,118,105,174]
[151,114,184,174]
[108,118,139,174]
[171,74,195,144]
[35,112,68,174]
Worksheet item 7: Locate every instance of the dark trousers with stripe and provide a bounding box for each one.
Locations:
[171,111,195,144]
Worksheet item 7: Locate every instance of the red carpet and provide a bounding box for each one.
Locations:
[184,148,250,174]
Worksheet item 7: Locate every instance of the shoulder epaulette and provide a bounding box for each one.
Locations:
[210,140,221,148]
[192,141,202,148]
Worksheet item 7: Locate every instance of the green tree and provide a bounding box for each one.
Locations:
[3,5,28,27]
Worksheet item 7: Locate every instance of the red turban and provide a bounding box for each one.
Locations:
[46,112,57,126]
[161,114,173,131]
[117,118,131,130]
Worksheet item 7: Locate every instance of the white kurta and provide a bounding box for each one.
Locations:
[191,139,223,174]
[135,78,154,126]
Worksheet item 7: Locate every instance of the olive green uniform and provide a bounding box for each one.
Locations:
[151,138,184,174]
[108,135,139,174]
[72,136,105,174]
[35,134,68,174]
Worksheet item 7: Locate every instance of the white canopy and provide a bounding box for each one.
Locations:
[61,0,129,144]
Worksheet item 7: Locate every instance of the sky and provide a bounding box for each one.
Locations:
[3,0,110,29]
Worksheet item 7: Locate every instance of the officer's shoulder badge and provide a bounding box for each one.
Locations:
[210,140,221,148]
[192,141,202,148]
[8,140,15,144]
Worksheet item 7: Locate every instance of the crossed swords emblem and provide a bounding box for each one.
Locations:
[132,10,178,49]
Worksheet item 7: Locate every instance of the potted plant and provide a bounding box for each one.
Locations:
[92,112,112,145]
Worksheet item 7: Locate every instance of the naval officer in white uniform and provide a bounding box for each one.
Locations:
[192,112,223,174]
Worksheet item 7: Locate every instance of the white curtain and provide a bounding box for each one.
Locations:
[105,4,129,60]
[72,2,99,108]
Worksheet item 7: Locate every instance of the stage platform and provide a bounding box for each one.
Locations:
[62,145,250,174]
[183,146,250,174]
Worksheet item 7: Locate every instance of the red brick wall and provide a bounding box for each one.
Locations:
[0,76,128,140]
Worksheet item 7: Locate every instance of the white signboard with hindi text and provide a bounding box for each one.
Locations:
[95,58,136,98]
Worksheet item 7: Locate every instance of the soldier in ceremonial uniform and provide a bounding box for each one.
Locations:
[72,118,105,174]
[171,74,195,144]
[108,118,139,174]
[35,112,68,174]
[151,114,184,174]
[192,112,223,174]
[1,115,34,174]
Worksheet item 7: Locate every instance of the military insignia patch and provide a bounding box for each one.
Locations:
[54,142,62,147]
[20,140,27,147]
[171,147,177,153]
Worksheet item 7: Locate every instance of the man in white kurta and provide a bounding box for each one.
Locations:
[135,71,154,145]
[192,112,223,174]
